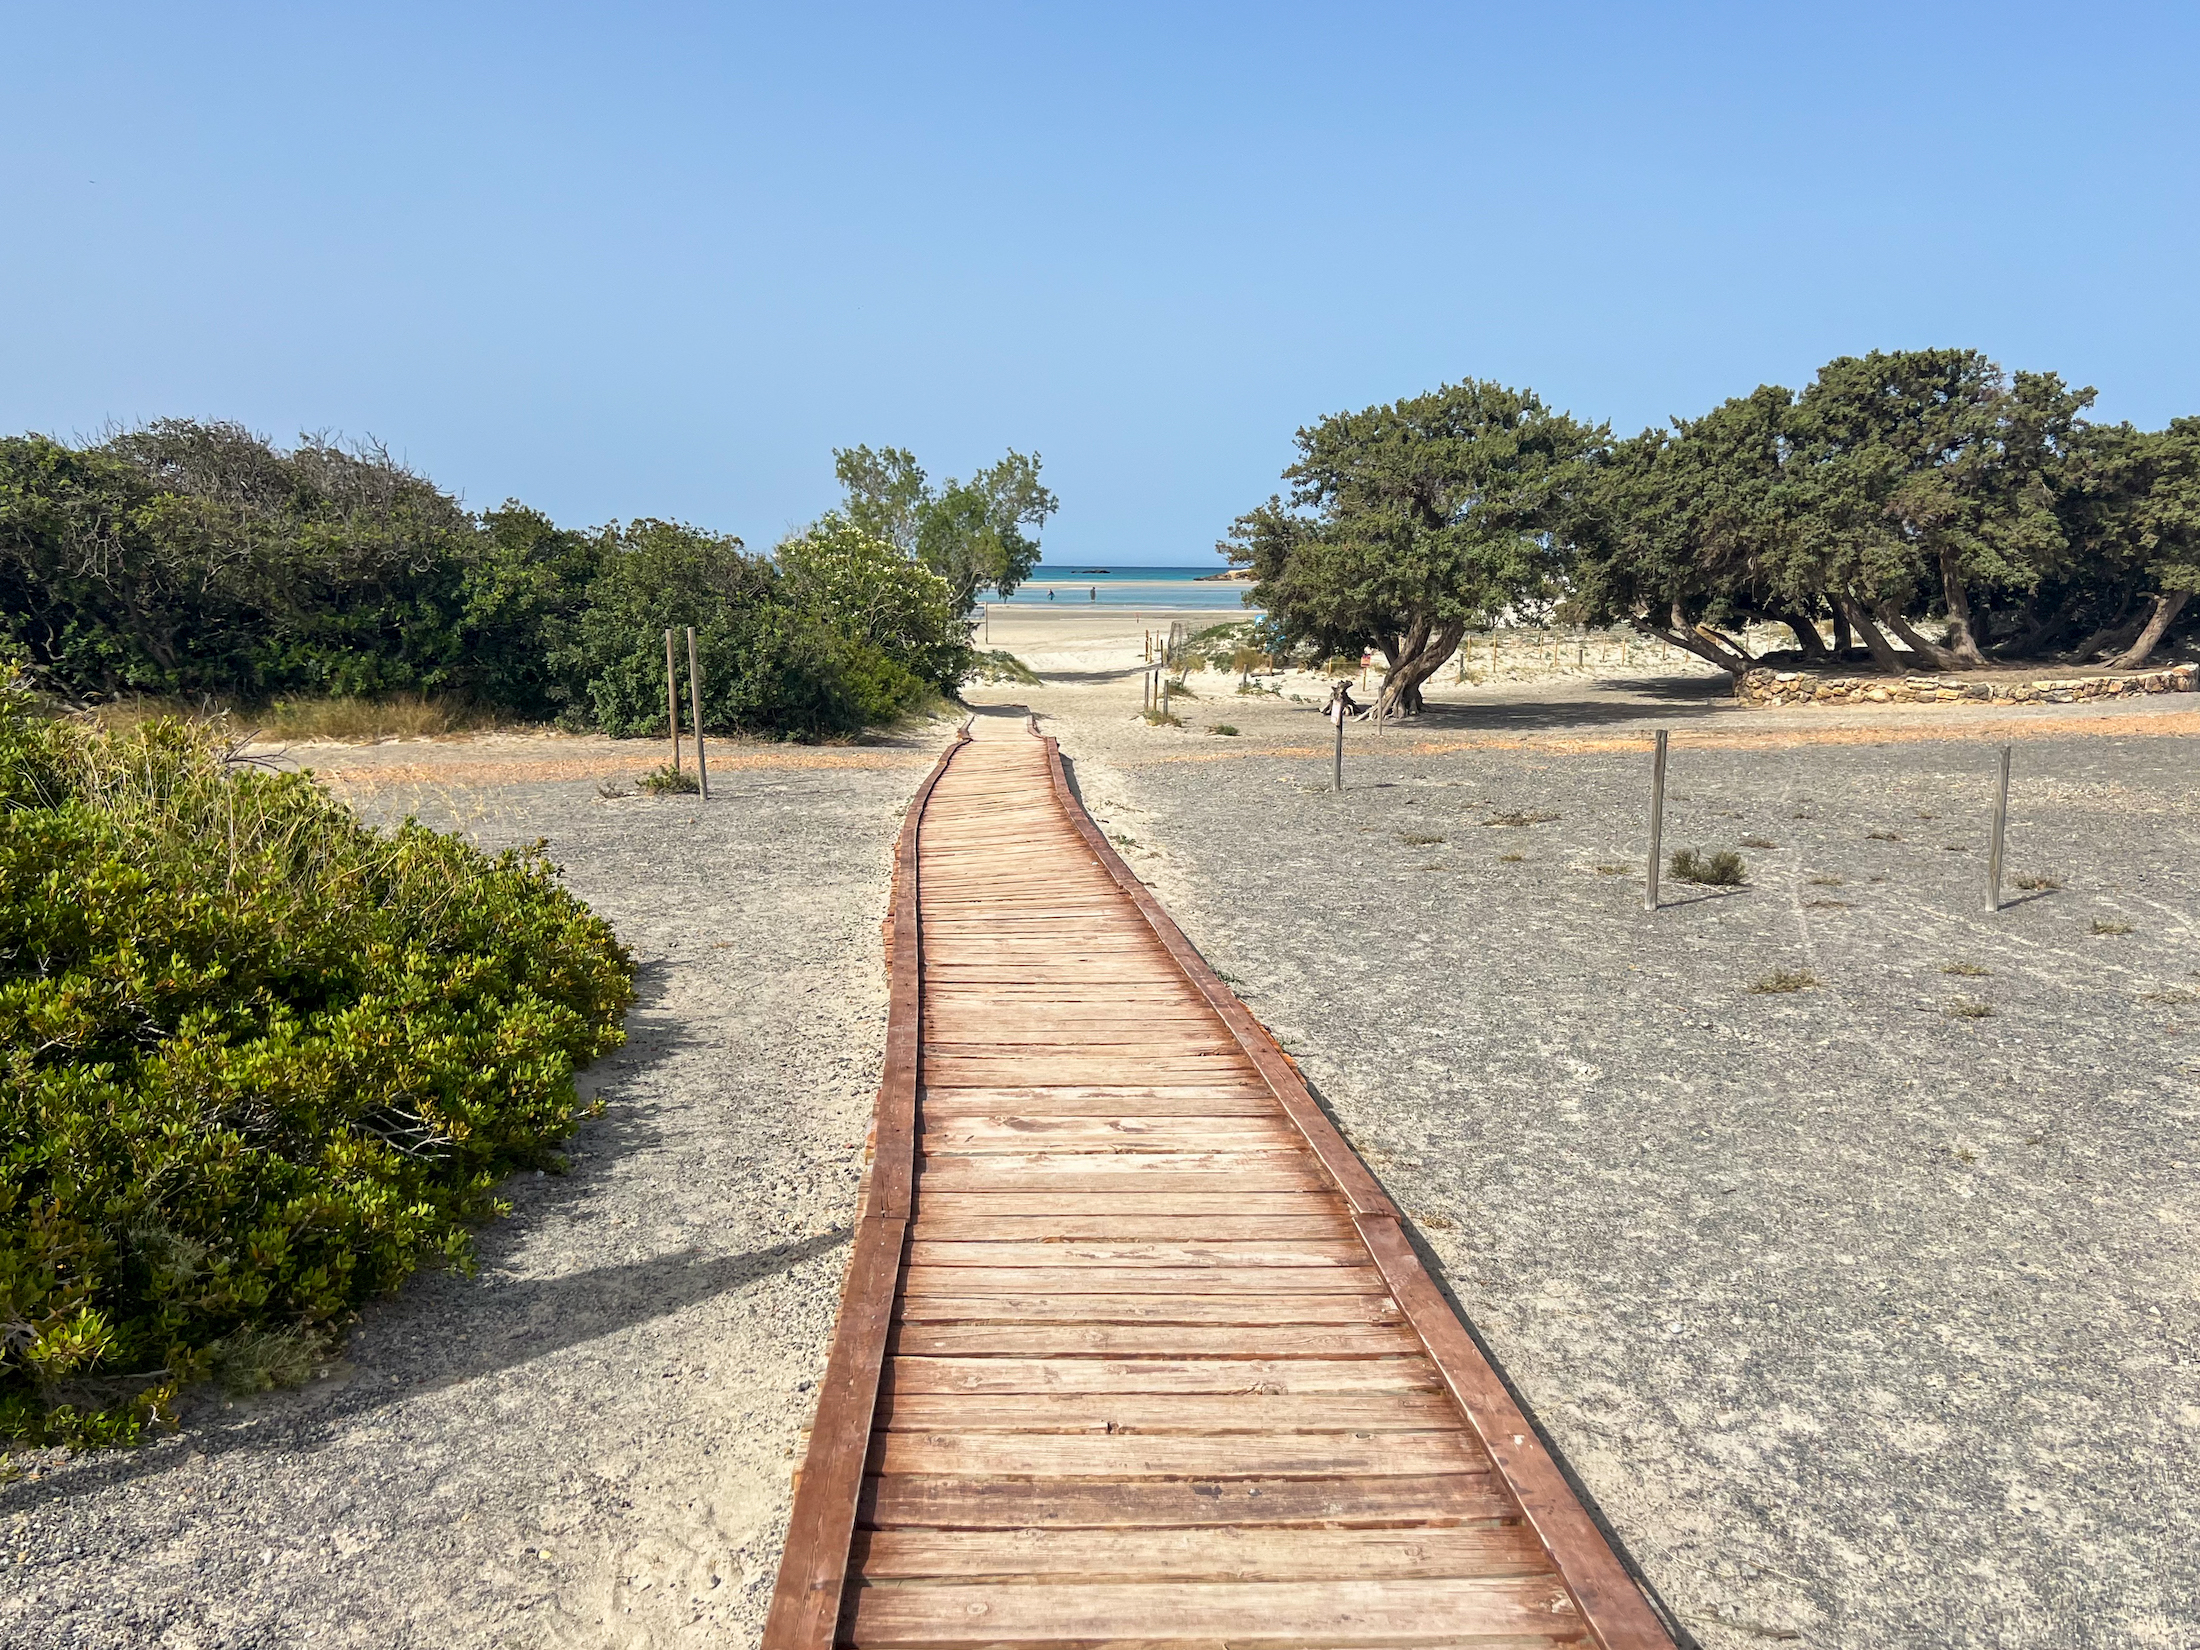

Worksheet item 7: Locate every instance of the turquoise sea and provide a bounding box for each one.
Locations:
[988,564,1261,611]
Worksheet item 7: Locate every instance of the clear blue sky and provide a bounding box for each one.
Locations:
[4,4,2195,565]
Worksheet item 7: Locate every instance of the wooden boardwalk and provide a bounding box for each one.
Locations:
[766,719,1675,1650]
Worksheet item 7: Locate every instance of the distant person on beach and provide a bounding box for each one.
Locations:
[1048,588,1056,601]
[1090,587,1097,600]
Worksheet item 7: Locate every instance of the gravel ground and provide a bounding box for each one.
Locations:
[1,727,954,1650]
[1002,670,2200,1650]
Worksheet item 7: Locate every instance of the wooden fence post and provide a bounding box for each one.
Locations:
[687,626,709,801]
[1987,744,2010,911]
[1646,729,1669,911]
[664,628,682,772]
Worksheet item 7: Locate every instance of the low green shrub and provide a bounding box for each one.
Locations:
[0,688,634,1446]
[638,764,700,795]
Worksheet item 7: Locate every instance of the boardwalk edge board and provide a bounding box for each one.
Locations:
[763,726,968,1650]
[763,716,1679,1650]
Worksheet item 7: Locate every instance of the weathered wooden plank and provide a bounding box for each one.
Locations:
[844,1576,1581,1645]
[893,1294,1402,1326]
[913,1162,1327,1195]
[881,1357,1446,1396]
[876,1390,1463,1435]
[908,1192,1344,1218]
[850,1523,1550,1582]
[917,1120,1294,1152]
[915,1088,1277,1115]
[900,1266,1380,1296]
[906,1240,1371,1269]
[887,1324,1427,1359]
[870,1429,1487,1479]
[909,1215,1358,1243]
[858,1473,1517,1532]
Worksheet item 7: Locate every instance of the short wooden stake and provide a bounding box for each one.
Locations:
[1646,729,1669,911]
[1333,709,1345,791]
[664,628,682,772]
[686,626,709,801]
[1986,743,2010,911]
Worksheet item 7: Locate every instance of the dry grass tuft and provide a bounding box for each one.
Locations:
[1943,961,1991,977]
[2091,917,2133,936]
[1751,968,1819,994]
[1945,998,1995,1020]
[1740,836,1778,849]
[1398,832,1447,847]
[1498,852,1525,863]
[1867,829,1900,842]
[1485,810,1559,828]
[1808,874,1844,887]
[2014,873,2059,891]
[1669,846,1745,886]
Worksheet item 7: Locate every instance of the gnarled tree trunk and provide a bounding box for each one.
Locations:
[1874,603,1962,672]
[2107,590,2190,671]
[1830,598,1852,661]
[1376,616,1468,718]
[1936,548,1988,666]
[1627,598,1755,677]
[1837,595,1907,675]
[1775,608,1830,662]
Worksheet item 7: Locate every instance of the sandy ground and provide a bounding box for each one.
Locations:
[965,607,2200,1650]
[9,606,2195,1649]
[3,722,959,1650]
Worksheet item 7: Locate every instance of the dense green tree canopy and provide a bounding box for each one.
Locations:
[1556,349,2196,677]
[1225,380,1601,714]
[833,444,1057,616]
[0,421,1044,737]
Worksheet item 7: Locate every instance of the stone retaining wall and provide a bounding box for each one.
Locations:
[1738,661,2197,708]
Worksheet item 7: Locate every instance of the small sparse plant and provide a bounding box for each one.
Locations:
[596,781,631,799]
[1165,677,1198,699]
[1740,836,1777,849]
[1945,998,1995,1019]
[1867,830,1900,842]
[208,1325,328,1396]
[1943,961,1990,977]
[1210,724,1239,736]
[1142,709,1184,727]
[1110,832,1139,848]
[639,764,701,795]
[1498,852,1525,863]
[1805,898,1854,910]
[968,649,1041,685]
[2091,918,2133,936]
[2014,874,2059,891]
[2142,986,2199,1005]
[1808,875,1844,887]
[1669,847,1745,886]
[1485,810,1559,827]
[1595,864,1630,875]
[1398,832,1447,847]
[1751,968,1819,994]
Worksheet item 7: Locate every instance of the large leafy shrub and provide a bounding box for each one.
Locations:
[554,517,941,738]
[0,687,633,1447]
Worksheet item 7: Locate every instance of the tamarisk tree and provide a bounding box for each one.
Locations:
[1224,380,1599,718]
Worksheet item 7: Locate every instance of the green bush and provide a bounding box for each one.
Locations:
[0,688,633,1447]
